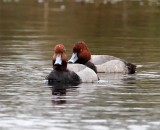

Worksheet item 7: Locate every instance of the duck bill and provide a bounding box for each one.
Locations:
[68,53,78,63]
[54,55,62,65]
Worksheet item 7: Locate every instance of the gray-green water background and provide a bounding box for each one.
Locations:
[0,0,160,130]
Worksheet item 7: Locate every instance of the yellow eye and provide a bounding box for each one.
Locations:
[80,49,83,52]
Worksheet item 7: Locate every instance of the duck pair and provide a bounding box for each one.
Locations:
[47,41,136,85]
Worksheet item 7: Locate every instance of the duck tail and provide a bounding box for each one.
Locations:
[126,62,136,74]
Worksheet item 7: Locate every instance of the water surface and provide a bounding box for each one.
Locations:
[0,0,160,130]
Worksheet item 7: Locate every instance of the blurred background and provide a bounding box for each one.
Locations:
[0,0,160,130]
[0,0,160,62]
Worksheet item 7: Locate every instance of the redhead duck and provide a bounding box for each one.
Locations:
[68,41,97,73]
[46,44,98,85]
[68,41,136,74]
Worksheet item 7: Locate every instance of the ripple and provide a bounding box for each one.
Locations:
[1,1,160,130]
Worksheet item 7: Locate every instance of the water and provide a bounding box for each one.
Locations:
[0,0,160,130]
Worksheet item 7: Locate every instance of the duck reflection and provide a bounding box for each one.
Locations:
[51,84,67,105]
[49,82,79,105]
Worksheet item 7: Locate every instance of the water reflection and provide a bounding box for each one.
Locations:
[49,82,78,105]
[0,0,160,130]
[49,73,137,105]
[43,0,49,30]
[51,84,67,105]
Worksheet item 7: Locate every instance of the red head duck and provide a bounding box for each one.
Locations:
[47,44,99,85]
[68,41,97,73]
[68,41,136,74]
[52,44,67,71]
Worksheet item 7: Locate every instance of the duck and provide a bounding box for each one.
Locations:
[46,44,99,85]
[68,41,136,74]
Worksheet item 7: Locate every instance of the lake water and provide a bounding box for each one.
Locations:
[0,0,160,130]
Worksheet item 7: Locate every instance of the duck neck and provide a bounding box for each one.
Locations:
[53,60,67,71]
[84,61,97,73]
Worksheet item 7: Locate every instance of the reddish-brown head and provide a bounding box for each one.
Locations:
[52,44,67,71]
[68,41,91,64]
[54,44,66,54]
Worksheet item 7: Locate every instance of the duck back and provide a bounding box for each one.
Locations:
[91,55,120,65]
[67,64,99,82]
[46,69,81,85]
